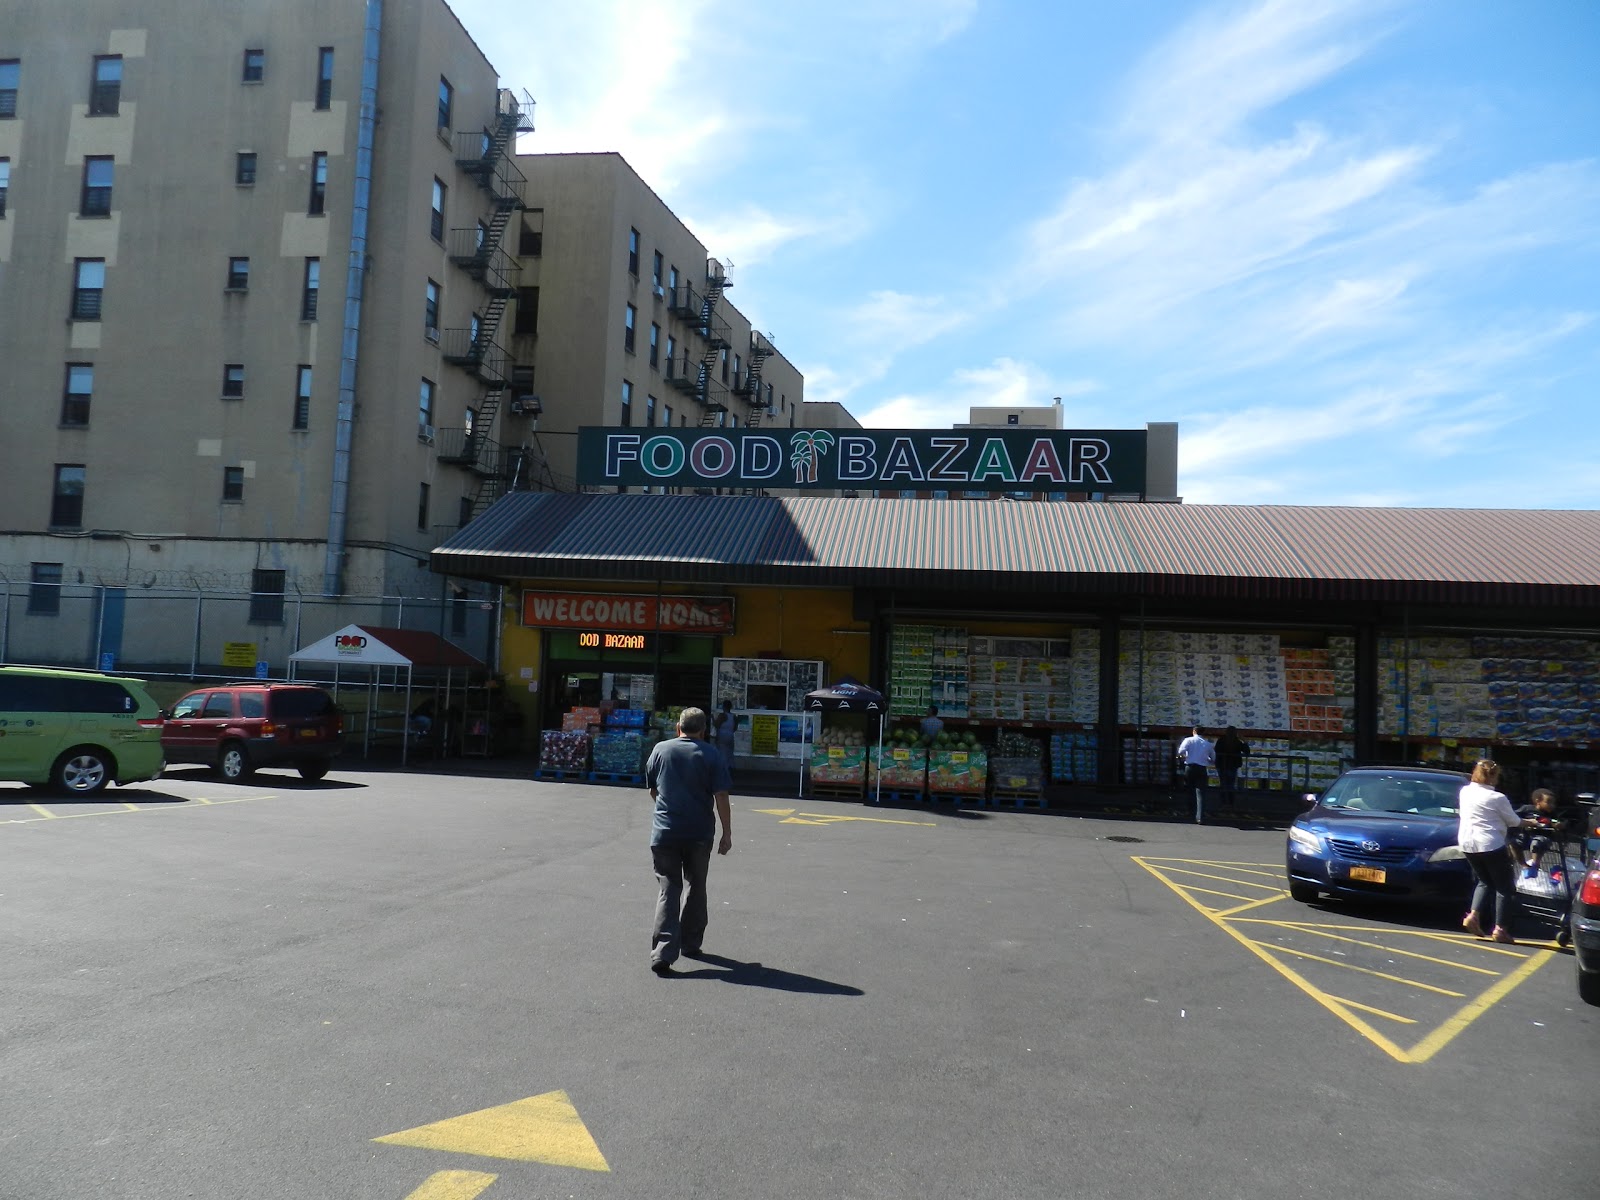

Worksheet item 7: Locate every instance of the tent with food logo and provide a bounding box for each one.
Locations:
[288,624,486,764]
[800,677,888,803]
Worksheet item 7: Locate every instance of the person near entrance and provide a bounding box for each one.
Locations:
[920,705,944,741]
[1213,726,1250,808]
[713,699,737,765]
[1176,726,1214,824]
[1457,758,1521,944]
[645,706,733,976]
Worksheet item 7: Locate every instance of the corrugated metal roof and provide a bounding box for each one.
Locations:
[430,494,1600,607]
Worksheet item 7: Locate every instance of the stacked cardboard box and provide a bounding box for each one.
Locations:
[1117,631,1289,729]
[890,626,936,716]
[810,745,868,784]
[870,746,928,790]
[1050,731,1099,782]
[539,730,590,772]
[928,748,988,795]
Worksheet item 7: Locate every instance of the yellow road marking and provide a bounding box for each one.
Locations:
[1156,866,1285,891]
[1322,995,1417,1024]
[1261,944,1467,997]
[1252,924,1501,975]
[1233,918,1532,959]
[376,1091,609,1172]
[1177,861,1287,880]
[27,801,56,818]
[0,795,260,825]
[1213,893,1292,918]
[402,1171,498,1200]
[1180,885,1258,904]
[756,807,936,828]
[120,802,140,811]
[1405,945,1563,1063]
[1133,856,1561,1063]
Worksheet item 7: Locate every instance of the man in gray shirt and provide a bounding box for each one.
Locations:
[644,706,733,976]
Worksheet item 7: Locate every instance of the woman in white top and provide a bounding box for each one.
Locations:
[1457,759,1523,943]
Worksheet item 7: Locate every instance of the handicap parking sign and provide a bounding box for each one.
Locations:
[99,652,115,672]
[255,661,269,680]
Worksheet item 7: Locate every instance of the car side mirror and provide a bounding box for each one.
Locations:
[1302,793,1319,808]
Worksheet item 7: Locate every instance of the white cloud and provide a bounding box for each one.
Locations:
[854,357,1064,427]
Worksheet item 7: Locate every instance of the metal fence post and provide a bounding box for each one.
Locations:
[191,586,203,678]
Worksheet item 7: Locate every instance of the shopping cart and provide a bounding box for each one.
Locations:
[1513,814,1587,947]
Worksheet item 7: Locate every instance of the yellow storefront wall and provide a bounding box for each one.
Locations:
[495,580,870,739]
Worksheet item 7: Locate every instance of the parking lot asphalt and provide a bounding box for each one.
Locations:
[2,767,1593,1200]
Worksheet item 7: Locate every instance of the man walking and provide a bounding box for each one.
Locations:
[1213,725,1250,810]
[644,706,733,976]
[1176,725,1214,825]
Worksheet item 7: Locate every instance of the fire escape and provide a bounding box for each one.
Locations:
[733,331,776,426]
[665,259,735,426]
[435,89,537,518]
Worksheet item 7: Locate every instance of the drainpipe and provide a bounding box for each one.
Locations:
[323,0,383,596]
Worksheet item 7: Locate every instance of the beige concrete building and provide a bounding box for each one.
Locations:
[504,152,804,491]
[0,0,531,669]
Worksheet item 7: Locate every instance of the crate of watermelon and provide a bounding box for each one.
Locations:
[870,744,929,790]
[928,740,988,796]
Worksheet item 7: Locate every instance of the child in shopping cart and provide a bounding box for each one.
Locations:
[1514,788,1572,879]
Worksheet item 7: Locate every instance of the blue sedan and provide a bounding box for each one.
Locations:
[1286,767,1472,905]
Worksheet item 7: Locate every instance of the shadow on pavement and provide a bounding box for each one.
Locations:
[158,767,366,791]
[674,952,864,995]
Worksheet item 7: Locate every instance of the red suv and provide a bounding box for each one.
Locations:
[162,683,344,781]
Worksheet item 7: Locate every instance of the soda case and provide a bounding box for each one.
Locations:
[1051,731,1099,782]
[539,730,590,771]
[591,731,644,774]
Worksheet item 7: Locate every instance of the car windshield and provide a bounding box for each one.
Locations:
[1321,774,1460,817]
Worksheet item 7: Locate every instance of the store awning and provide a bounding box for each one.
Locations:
[429,493,1600,607]
[805,678,887,713]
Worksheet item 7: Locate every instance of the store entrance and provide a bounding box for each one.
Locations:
[541,632,714,728]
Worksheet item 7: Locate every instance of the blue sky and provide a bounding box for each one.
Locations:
[450,0,1600,507]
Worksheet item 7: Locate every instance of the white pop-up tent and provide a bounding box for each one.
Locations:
[289,624,485,764]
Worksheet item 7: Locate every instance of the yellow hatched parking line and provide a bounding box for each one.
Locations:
[1133,855,1562,1064]
[1,795,262,825]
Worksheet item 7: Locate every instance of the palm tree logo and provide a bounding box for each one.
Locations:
[789,430,836,484]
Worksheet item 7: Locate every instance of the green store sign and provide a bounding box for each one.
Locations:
[577,428,1148,493]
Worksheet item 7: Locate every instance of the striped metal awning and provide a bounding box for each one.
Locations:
[429,493,1600,607]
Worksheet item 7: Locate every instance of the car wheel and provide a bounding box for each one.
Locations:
[219,742,252,781]
[52,747,114,795]
[1579,968,1600,1007]
[298,760,331,781]
[1288,879,1320,903]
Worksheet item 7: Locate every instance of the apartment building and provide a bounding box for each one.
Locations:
[503,152,805,490]
[0,0,527,669]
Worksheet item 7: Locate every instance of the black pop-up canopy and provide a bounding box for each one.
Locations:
[799,677,888,802]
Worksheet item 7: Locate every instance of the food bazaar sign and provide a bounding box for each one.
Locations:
[576,427,1148,493]
[521,590,735,634]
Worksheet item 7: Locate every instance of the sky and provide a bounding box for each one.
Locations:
[447,0,1600,508]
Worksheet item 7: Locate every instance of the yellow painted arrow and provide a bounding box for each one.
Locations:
[402,1170,497,1199]
[376,1091,609,1172]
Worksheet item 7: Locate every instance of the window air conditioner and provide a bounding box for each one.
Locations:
[653,284,666,299]
[419,424,435,444]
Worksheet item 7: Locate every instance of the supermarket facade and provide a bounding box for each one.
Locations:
[431,491,1600,799]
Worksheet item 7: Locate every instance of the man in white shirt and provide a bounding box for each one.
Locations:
[1176,726,1215,824]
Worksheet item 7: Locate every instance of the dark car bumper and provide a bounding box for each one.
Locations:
[1573,908,1600,975]
[1288,847,1472,903]
[246,734,344,767]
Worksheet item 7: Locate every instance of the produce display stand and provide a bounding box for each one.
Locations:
[801,678,888,802]
[536,729,589,781]
[807,745,868,799]
[927,747,988,805]
[869,745,928,805]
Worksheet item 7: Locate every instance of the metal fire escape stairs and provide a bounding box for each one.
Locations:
[734,332,776,426]
[439,89,536,518]
[692,259,733,426]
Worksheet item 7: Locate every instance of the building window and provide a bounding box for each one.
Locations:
[437,77,452,132]
[469,311,482,349]
[0,60,17,119]
[519,220,542,256]
[300,257,319,320]
[663,403,672,426]
[720,348,729,383]
[242,48,265,83]
[222,364,244,399]
[457,496,472,528]
[665,335,676,379]
[451,590,469,635]
[627,227,640,276]
[51,464,85,528]
[236,151,257,186]
[89,55,122,116]
[733,353,743,390]
[730,414,738,428]
[308,151,327,214]
[293,365,312,429]
[62,363,93,426]
[620,380,632,426]
[514,285,538,337]
[71,259,105,321]
[669,265,679,293]
[222,466,245,502]
[474,219,487,253]
[624,304,636,353]
[418,377,434,433]
[79,156,114,216]
[249,568,285,624]
[314,47,333,110]
[430,178,445,242]
[0,158,9,218]
[28,563,62,616]
[226,256,249,290]
[424,279,440,340]
[416,483,430,530]
[649,323,660,368]
[646,394,656,426]
[652,251,663,289]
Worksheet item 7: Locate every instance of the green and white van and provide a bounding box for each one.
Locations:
[0,666,166,794]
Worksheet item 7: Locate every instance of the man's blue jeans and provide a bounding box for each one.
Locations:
[651,840,713,967]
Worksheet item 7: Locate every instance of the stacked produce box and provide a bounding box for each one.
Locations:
[1117,631,1291,729]
[889,626,936,716]
[539,730,590,774]
[927,730,988,797]
[990,729,1045,795]
[809,728,869,786]
[1282,646,1350,733]
[1237,737,1352,792]
[870,742,929,793]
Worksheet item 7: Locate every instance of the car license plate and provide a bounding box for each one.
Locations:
[299,728,319,739]
[1349,865,1387,884]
